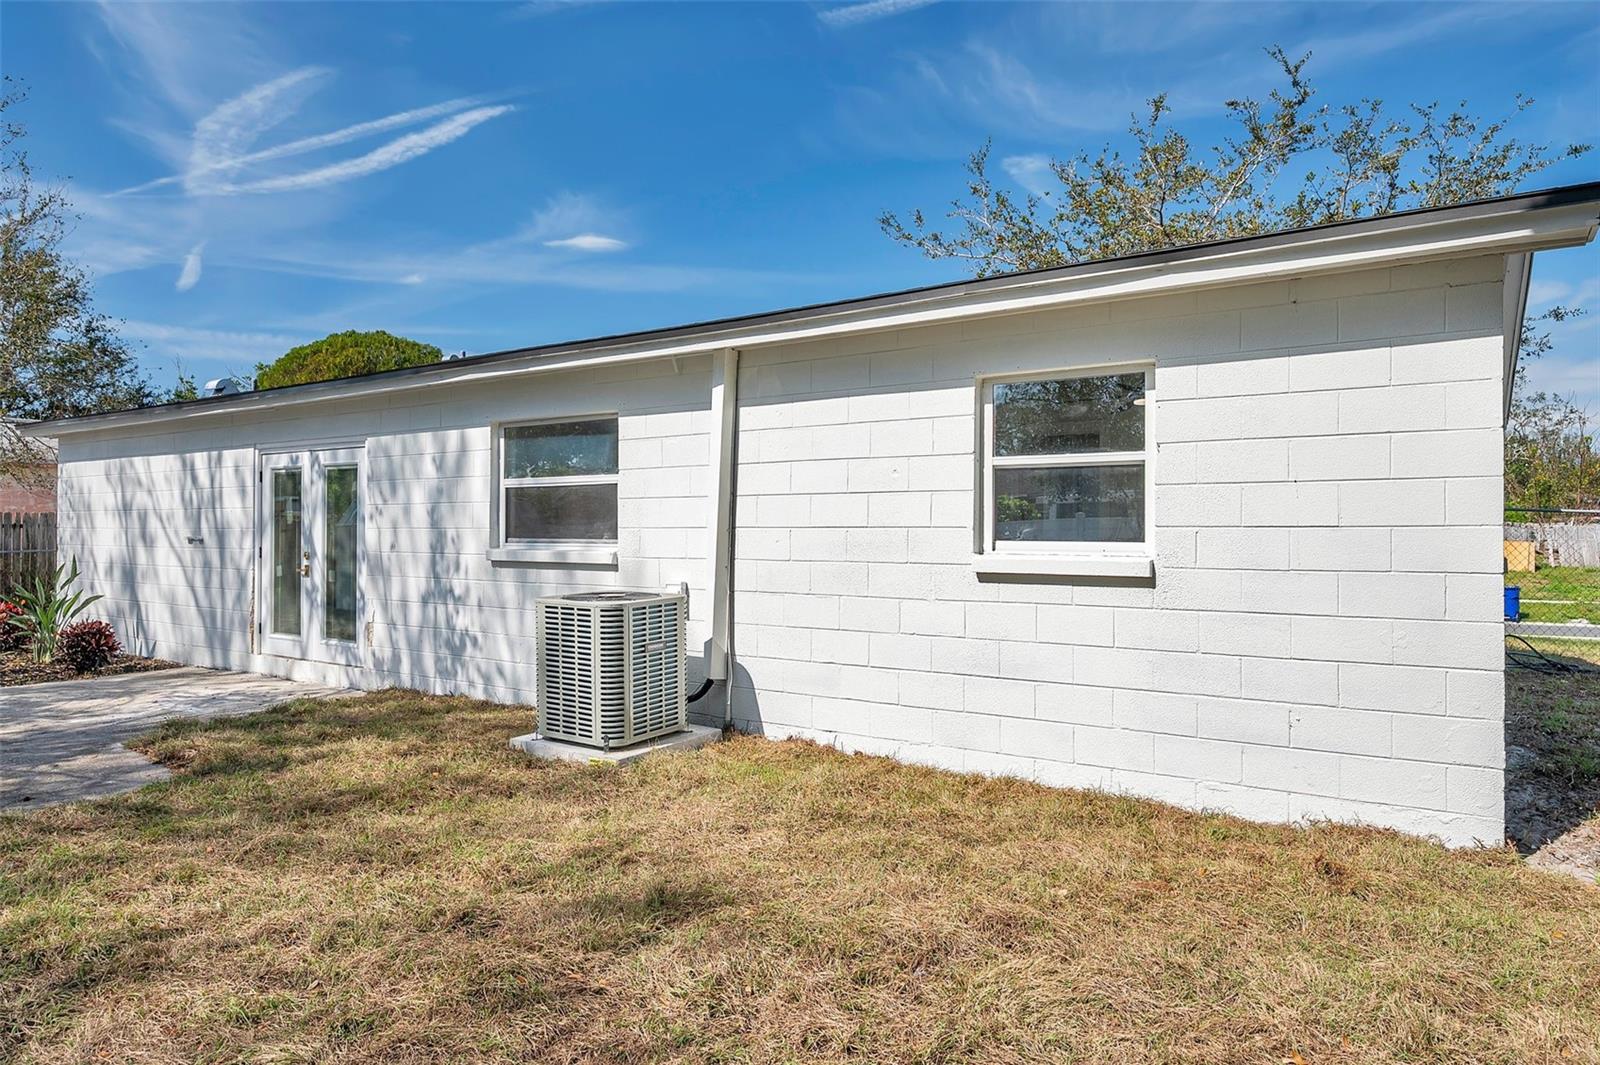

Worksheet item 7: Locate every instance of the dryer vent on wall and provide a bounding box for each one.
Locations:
[535,591,687,749]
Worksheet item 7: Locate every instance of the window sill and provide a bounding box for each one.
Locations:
[972,552,1154,579]
[487,546,619,568]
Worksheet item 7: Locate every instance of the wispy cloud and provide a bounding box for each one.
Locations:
[509,0,609,18]
[1001,154,1055,197]
[121,68,514,198]
[85,2,518,304]
[959,43,1150,132]
[122,95,495,196]
[118,319,305,365]
[1527,275,1600,313]
[544,233,628,252]
[219,105,514,194]
[1286,5,1519,70]
[93,0,274,117]
[818,0,937,29]
[185,66,331,192]
[175,243,205,292]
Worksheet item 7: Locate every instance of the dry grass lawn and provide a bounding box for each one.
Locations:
[3,691,1599,1064]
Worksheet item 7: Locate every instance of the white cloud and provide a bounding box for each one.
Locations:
[543,233,628,252]
[1001,154,1055,197]
[218,104,514,194]
[518,191,616,240]
[510,0,608,17]
[93,4,514,201]
[122,93,496,196]
[93,0,275,118]
[185,66,331,193]
[961,43,1153,132]
[175,243,205,292]
[119,319,304,364]
[1286,5,1518,70]
[1527,279,1572,307]
[818,0,937,29]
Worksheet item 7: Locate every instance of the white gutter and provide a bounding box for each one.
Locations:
[25,196,1600,438]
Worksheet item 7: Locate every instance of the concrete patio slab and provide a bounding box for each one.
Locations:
[510,724,721,766]
[0,668,354,812]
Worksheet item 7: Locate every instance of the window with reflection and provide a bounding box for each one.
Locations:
[498,417,619,544]
[986,369,1149,548]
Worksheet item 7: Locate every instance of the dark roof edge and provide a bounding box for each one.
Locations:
[30,179,1600,434]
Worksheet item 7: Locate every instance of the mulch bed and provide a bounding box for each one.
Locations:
[0,650,180,687]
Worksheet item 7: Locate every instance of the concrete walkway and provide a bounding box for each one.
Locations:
[0,668,353,812]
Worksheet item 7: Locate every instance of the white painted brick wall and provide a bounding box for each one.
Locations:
[731,256,1507,846]
[56,256,1509,848]
[56,358,719,705]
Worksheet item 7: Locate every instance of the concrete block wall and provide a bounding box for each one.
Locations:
[55,355,717,702]
[730,255,1507,846]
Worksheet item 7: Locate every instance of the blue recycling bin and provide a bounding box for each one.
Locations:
[1504,586,1520,621]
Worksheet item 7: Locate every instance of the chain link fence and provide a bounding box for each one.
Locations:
[1504,507,1600,671]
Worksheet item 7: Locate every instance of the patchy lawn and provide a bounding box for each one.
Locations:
[1507,666,1600,884]
[3,692,1598,1064]
[0,650,177,687]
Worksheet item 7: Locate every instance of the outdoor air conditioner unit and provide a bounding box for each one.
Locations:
[535,590,687,749]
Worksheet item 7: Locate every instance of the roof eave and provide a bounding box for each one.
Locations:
[26,184,1600,438]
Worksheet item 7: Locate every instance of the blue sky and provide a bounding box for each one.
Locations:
[6,1,1598,408]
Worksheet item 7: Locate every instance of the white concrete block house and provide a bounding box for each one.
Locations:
[25,184,1600,846]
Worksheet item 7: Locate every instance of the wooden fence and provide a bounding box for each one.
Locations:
[0,511,57,594]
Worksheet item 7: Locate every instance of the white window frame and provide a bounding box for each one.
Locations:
[488,413,620,567]
[974,361,1155,578]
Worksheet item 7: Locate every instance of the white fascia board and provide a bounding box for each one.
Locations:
[1502,251,1534,424]
[33,200,1600,438]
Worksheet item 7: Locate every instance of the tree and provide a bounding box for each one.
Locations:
[881,48,1591,276]
[1505,308,1599,511]
[255,330,443,390]
[1,81,156,481]
[885,49,1597,510]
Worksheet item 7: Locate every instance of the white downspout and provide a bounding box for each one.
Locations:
[706,347,739,724]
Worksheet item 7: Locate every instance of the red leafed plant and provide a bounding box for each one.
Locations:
[0,600,24,652]
[58,619,121,673]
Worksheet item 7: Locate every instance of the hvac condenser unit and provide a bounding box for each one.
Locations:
[535,590,688,749]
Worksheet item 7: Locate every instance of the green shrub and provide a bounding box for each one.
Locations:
[59,619,120,673]
[7,557,104,664]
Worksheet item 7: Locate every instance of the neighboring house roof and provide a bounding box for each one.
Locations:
[1,419,58,456]
[26,180,1600,437]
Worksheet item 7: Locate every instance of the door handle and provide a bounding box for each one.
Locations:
[300,563,310,577]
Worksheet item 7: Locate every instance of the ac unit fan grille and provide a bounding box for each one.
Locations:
[536,593,687,749]
[629,599,683,739]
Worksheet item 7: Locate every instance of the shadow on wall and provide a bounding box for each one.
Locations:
[365,435,477,698]
[360,414,716,708]
[88,443,254,667]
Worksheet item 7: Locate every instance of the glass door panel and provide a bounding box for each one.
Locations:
[271,468,303,637]
[323,465,358,642]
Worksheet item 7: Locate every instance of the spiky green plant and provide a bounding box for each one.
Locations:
[6,557,104,664]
